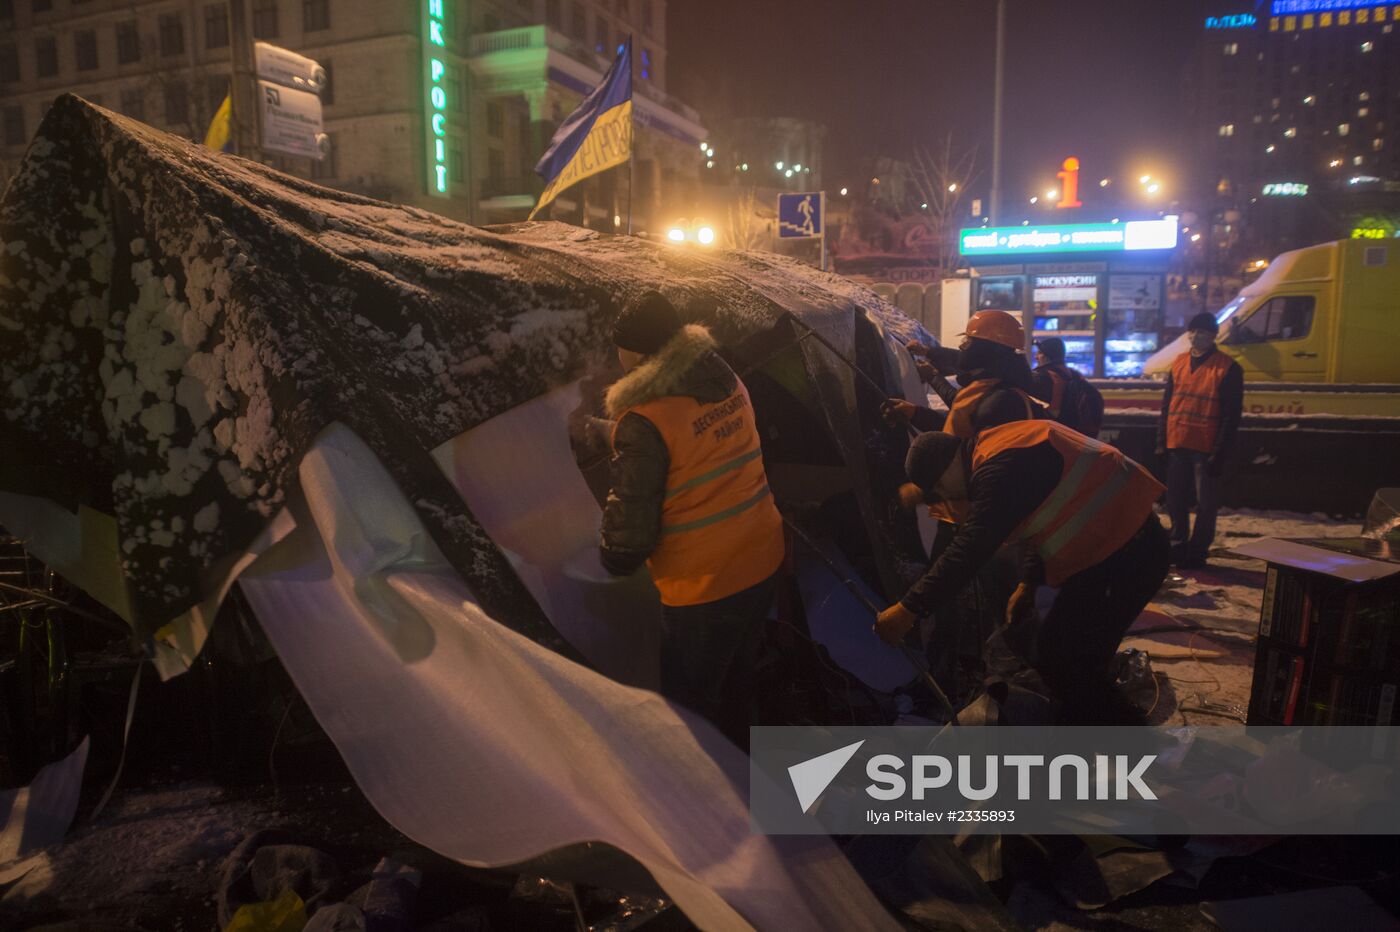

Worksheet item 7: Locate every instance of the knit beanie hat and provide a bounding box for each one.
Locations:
[1187,311,1219,334]
[905,431,964,493]
[612,292,683,355]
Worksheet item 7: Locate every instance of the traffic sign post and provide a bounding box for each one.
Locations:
[778,191,827,271]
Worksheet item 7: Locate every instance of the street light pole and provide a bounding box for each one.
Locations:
[989,0,1006,225]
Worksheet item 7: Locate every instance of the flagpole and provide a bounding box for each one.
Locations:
[627,35,634,237]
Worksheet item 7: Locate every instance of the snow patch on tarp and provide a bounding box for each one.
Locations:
[0,95,915,648]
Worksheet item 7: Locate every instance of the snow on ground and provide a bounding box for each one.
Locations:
[1133,509,1363,725]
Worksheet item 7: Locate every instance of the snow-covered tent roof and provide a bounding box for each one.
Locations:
[0,95,924,649]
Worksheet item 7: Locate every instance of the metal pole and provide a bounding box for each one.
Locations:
[627,35,635,235]
[227,0,260,160]
[989,0,1006,225]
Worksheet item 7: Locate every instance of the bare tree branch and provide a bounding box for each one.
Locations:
[902,134,981,275]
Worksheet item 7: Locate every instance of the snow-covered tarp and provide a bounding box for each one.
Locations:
[0,97,936,930]
[0,95,919,649]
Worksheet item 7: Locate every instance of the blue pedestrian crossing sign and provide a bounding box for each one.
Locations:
[778,192,825,239]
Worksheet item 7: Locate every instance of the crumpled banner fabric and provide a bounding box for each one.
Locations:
[237,423,899,932]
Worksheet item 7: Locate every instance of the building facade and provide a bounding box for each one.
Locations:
[1185,1,1400,254]
[0,0,706,232]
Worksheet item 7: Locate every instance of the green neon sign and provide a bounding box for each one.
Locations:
[959,218,1180,256]
[423,0,449,197]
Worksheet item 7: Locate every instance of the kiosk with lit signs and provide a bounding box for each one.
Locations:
[958,217,1179,377]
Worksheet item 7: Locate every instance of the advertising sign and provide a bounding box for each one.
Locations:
[960,218,1179,257]
[255,41,327,93]
[422,0,450,197]
[1033,273,1098,302]
[1108,274,1162,310]
[258,82,326,159]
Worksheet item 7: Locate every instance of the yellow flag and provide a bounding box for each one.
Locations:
[204,95,233,153]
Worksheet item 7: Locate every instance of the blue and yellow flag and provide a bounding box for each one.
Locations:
[529,41,632,220]
[204,94,233,153]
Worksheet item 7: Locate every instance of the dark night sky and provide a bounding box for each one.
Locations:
[670,0,1223,206]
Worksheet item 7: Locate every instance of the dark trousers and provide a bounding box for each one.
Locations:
[1034,515,1170,723]
[660,572,777,750]
[1166,449,1221,565]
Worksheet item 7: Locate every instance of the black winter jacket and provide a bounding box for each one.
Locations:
[598,325,739,576]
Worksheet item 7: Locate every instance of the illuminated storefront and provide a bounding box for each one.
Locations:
[958,219,1180,377]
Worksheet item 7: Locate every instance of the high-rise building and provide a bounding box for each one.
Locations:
[1184,1,1400,250]
[0,0,706,232]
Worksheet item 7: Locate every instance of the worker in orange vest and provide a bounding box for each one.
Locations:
[600,292,785,746]
[891,310,1042,438]
[874,423,1168,724]
[1155,312,1244,569]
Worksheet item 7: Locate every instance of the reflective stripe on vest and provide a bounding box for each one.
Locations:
[973,420,1165,587]
[1167,352,1231,453]
[624,381,785,606]
[944,379,1037,438]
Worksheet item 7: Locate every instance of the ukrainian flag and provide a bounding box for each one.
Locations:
[204,94,233,153]
[529,40,632,220]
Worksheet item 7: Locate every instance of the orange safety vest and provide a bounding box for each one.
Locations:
[619,381,785,607]
[973,420,1165,587]
[944,378,1038,438]
[1167,352,1232,453]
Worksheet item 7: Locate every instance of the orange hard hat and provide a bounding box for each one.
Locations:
[962,310,1025,351]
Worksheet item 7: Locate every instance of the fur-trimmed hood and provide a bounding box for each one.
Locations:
[605,324,736,418]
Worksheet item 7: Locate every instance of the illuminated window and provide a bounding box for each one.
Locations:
[1340,122,1351,136]
[1266,144,1276,153]
[1284,127,1297,138]
[1360,107,1370,117]
[1361,41,1374,53]
[1360,91,1371,101]
[1224,42,1238,55]
[1219,123,1235,136]
[1375,138,1385,151]
[1253,114,1263,124]
[1354,155,1364,165]
[1271,97,1281,109]
[1303,95,1315,106]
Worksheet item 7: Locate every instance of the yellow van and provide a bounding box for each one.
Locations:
[1143,239,1400,384]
